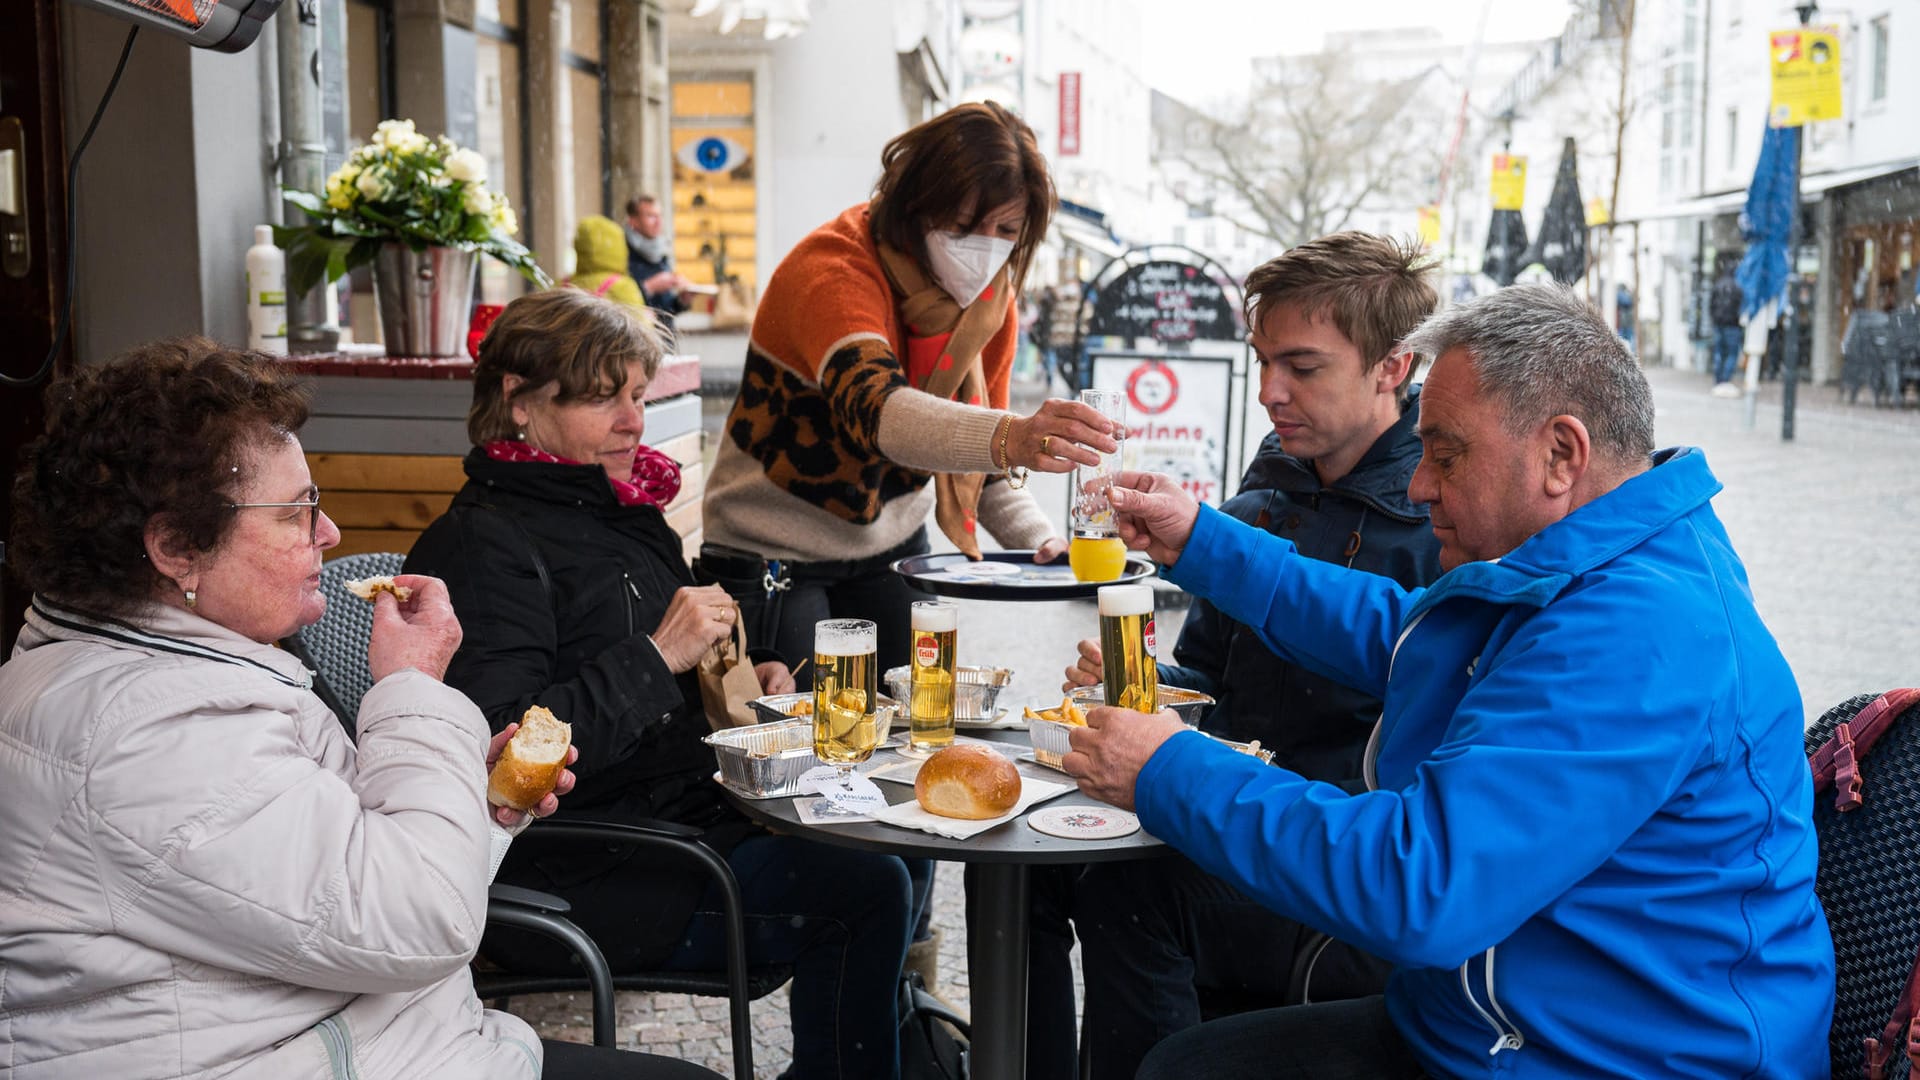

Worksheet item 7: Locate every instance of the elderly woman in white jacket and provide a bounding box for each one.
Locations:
[0,340,717,1080]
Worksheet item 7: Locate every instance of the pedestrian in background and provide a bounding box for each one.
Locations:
[1709,257,1745,394]
[624,194,692,315]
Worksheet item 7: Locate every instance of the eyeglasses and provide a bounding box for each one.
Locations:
[226,485,323,546]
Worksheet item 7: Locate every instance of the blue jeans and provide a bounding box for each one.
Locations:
[1138,995,1424,1080]
[1071,856,1391,1080]
[1713,326,1744,384]
[666,835,914,1080]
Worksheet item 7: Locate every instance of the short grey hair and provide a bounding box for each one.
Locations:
[1400,283,1655,465]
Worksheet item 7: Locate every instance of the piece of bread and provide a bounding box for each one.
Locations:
[487,705,572,810]
[914,745,1021,820]
[344,576,413,603]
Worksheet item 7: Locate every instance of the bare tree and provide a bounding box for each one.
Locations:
[1172,49,1448,250]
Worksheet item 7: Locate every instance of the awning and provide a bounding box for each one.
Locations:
[1802,155,1920,195]
[1053,213,1125,259]
[1620,156,1920,224]
[1619,189,1748,224]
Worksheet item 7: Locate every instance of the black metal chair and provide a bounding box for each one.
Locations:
[283,553,788,1078]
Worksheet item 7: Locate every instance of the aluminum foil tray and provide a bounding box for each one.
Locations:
[1066,684,1216,727]
[704,719,818,799]
[883,665,1014,723]
[747,691,901,727]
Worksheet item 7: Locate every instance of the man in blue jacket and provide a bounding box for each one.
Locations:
[1067,282,1833,1078]
[1051,232,1445,1080]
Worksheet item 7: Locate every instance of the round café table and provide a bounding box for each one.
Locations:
[717,730,1171,1080]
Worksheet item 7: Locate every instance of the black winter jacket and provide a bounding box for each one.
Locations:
[1159,392,1442,787]
[406,449,751,956]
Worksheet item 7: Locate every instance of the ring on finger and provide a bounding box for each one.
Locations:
[1041,434,1052,456]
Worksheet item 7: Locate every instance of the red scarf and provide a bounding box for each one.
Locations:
[483,440,682,508]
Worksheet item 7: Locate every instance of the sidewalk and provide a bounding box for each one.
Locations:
[513,360,1920,1076]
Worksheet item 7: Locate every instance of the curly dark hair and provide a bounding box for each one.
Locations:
[10,338,312,618]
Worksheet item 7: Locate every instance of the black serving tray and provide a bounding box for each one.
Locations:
[890,549,1156,601]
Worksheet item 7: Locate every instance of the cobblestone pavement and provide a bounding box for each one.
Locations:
[507,359,1920,1075]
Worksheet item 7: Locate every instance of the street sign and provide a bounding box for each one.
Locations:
[1090,352,1235,507]
[1768,27,1843,127]
[1087,260,1237,345]
[1059,72,1081,157]
[1490,154,1527,211]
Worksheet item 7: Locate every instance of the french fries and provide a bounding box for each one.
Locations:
[785,699,814,717]
[1023,695,1088,727]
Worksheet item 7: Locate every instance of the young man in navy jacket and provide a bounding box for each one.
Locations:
[1069,283,1832,1079]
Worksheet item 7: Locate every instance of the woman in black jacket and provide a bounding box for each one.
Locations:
[406,289,915,1080]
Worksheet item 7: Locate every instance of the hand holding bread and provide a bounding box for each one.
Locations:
[364,574,463,684]
[915,745,1022,820]
[486,706,576,824]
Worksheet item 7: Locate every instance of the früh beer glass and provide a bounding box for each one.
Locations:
[1097,583,1157,712]
[907,600,959,754]
[812,618,880,780]
[1068,388,1129,583]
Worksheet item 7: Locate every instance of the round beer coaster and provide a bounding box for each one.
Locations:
[1026,805,1141,841]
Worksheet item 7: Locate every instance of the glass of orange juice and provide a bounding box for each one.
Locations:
[1068,388,1129,582]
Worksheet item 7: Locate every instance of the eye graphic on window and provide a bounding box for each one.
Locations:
[677,136,750,174]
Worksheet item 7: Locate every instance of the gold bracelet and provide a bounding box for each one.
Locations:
[996,413,1029,489]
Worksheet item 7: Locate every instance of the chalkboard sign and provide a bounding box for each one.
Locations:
[1088,260,1239,344]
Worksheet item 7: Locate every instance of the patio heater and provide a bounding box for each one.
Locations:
[66,0,281,52]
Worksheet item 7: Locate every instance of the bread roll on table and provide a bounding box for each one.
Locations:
[914,745,1021,820]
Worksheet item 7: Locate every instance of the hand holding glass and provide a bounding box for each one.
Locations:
[1069,388,1129,582]
[813,619,880,778]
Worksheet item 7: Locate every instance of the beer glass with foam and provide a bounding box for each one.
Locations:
[1097,583,1157,712]
[1069,388,1129,582]
[907,600,958,753]
[813,618,879,777]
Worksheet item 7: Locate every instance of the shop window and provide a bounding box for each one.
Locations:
[671,78,758,290]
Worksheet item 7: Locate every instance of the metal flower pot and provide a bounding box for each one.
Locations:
[372,242,477,358]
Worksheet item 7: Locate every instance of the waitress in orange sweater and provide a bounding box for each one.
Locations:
[699,101,1117,672]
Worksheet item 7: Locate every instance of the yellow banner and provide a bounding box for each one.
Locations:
[1490,155,1527,211]
[1417,205,1441,246]
[1769,28,1843,127]
[1586,197,1611,226]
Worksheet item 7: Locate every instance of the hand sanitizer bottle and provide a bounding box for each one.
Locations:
[246,225,288,355]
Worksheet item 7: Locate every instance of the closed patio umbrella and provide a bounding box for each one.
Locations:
[1520,137,1588,285]
[1735,124,1799,321]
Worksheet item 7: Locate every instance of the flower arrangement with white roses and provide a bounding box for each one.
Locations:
[276,119,551,296]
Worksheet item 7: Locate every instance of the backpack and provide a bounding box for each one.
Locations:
[1808,687,1920,1080]
[898,970,969,1080]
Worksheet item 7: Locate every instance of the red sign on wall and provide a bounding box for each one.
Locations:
[1059,72,1081,157]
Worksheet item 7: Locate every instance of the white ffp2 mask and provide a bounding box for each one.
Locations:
[923,232,1014,307]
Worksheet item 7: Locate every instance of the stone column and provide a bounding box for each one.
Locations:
[606,0,670,216]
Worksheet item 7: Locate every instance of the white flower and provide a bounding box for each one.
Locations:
[355,165,395,201]
[372,118,416,148]
[445,148,488,184]
[491,202,518,236]
[462,184,494,215]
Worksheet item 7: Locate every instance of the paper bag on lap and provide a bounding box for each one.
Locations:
[698,606,763,730]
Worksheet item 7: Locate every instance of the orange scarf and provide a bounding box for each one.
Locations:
[875,242,1012,558]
